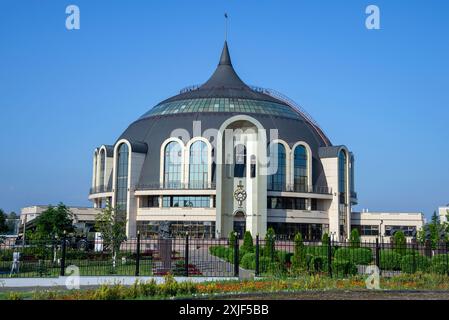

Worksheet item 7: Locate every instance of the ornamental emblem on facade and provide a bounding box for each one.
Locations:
[233,180,247,208]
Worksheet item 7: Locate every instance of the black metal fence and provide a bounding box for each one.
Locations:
[1,236,449,278]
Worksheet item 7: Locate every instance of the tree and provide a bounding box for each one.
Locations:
[0,209,8,234]
[264,227,276,260]
[95,203,127,268]
[349,229,361,248]
[322,233,330,246]
[393,230,406,255]
[417,211,448,248]
[32,203,74,239]
[292,232,306,271]
[242,231,254,253]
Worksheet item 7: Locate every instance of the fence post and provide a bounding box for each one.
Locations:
[375,238,380,270]
[185,233,189,277]
[60,233,66,277]
[135,232,141,277]
[234,233,239,277]
[255,235,260,277]
[327,238,332,278]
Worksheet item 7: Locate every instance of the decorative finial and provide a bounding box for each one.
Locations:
[224,13,229,41]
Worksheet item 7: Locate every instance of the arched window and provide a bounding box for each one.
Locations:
[234,144,246,178]
[293,145,308,192]
[99,149,106,190]
[268,143,286,191]
[116,143,129,212]
[189,141,208,189]
[164,141,182,189]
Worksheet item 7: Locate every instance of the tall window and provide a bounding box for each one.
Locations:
[164,141,182,189]
[93,152,98,188]
[99,149,105,190]
[338,150,347,238]
[116,143,129,213]
[234,144,246,178]
[268,143,286,191]
[189,141,208,189]
[293,145,308,192]
[350,155,355,195]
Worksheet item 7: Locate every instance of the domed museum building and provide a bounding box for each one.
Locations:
[88,42,421,241]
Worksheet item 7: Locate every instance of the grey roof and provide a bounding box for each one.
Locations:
[103,145,114,157]
[319,146,347,158]
[128,140,148,154]
[157,42,285,105]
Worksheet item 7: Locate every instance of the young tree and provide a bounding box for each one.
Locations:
[0,209,8,234]
[95,203,127,268]
[264,227,276,260]
[349,229,361,248]
[393,230,406,255]
[292,232,306,271]
[242,231,254,253]
[33,203,74,239]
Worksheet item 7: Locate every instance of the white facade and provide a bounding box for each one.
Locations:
[438,206,449,223]
[351,211,425,243]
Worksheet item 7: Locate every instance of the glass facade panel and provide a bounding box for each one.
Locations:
[234,145,246,178]
[164,141,182,189]
[385,225,416,237]
[139,98,301,121]
[268,222,323,241]
[162,196,211,208]
[351,225,379,236]
[189,141,208,188]
[267,197,307,210]
[136,221,215,239]
[293,145,308,192]
[268,144,286,191]
[116,143,129,213]
[99,150,105,188]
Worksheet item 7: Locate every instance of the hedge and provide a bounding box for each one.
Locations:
[379,250,402,270]
[334,248,373,265]
[400,255,430,273]
[332,259,357,277]
[431,254,449,275]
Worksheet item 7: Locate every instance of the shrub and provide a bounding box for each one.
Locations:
[242,231,254,253]
[332,259,357,277]
[307,255,327,272]
[7,292,23,300]
[401,255,430,273]
[263,228,276,259]
[277,250,292,265]
[349,229,361,248]
[379,250,402,270]
[393,231,407,255]
[322,233,330,246]
[259,257,272,273]
[137,279,158,297]
[304,245,331,257]
[431,254,449,275]
[291,233,306,270]
[229,231,236,246]
[334,248,372,265]
[0,249,13,261]
[241,252,256,270]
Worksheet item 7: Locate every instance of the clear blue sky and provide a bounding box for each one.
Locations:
[1,0,448,220]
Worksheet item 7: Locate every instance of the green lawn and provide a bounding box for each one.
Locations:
[0,259,153,278]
